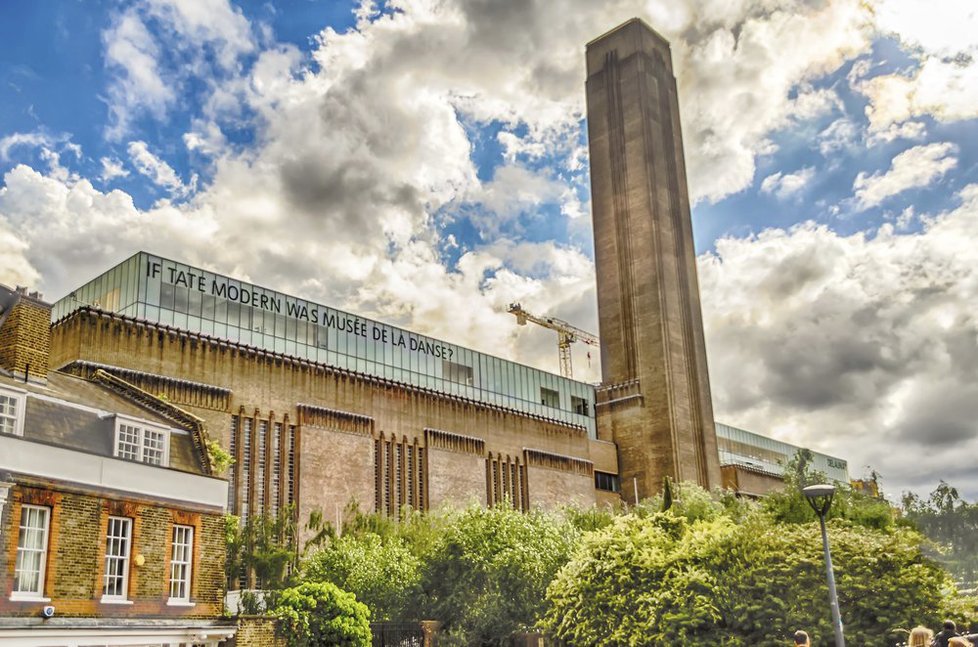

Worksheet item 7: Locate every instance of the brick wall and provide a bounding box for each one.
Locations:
[232,616,286,647]
[1,484,225,618]
[0,294,51,378]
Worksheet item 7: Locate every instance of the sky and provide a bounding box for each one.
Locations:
[1,0,977,501]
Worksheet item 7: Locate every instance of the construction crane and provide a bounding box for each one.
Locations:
[507,303,599,379]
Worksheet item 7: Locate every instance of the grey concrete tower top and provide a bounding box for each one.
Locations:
[586,18,673,75]
[586,19,721,495]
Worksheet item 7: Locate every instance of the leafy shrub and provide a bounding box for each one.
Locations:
[272,581,371,647]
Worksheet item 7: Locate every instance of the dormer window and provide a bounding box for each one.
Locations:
[114,416,170,466]
[0,386,26,436]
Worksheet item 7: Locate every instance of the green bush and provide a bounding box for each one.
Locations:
[303,532,421,621]
[272,581,371,647]
[420,503,577,646]
[542,508,969,646]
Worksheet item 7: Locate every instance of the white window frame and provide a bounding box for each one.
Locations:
[12,504,50,600]
[113,415,171,466]
[167,524,195,605]
[0,385,27,437]
[101,516,133,603]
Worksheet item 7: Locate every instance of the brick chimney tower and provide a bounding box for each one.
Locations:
[587,19,721,499]
[0,284,51,382]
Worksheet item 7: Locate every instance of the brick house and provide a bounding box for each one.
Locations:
[0,285,235,646]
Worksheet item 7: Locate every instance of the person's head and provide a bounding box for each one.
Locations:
[909,626,934,647]
[944,620,958,633]
[948,637,970,647]
[793,630,810,646]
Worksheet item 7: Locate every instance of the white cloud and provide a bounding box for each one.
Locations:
[786,85,842,122]
[144,0,254,70]
[0,132,61,161]
[102,0,256,139]
[100,157,130,182]
[700,184,978,498]
[866,120,926,146]
[817,118,858,155]
[127,141,190,197]
[760,167,815,200]
[854,0,978,131]
[874,0,977,57]
[103,9,174,138]
[466,165,566,233]
[852,142,957,210]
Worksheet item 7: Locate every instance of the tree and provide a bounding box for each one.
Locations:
[303,532,422,621]
[419,503,577,646]
[762,451,894,530]
[272,581,372,647]
[902,482,978,589]
[226,506,298,593]
[542,493,974,646]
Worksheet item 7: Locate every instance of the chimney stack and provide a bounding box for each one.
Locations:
[0,284,52,382]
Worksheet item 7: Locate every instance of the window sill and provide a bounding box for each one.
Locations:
[99,597,134,605]
[166,598,196,607]
[9,594,50,602]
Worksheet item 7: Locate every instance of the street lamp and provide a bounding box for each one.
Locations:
[803,484,845,647]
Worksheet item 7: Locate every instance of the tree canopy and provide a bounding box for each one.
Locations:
[542,506,971,646]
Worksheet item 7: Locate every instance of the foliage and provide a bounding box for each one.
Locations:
[639,479,735,524]
[418,503,578,646]
[542,501,972,646]
[272,581,371,647]
[206,439,234,474]
[762,450,894,530]
[902,481,978,589]
[303,532,422,621]
[561,504,617,534]
[225,506,298,593]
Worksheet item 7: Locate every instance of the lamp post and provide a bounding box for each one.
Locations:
[803,484,845,647]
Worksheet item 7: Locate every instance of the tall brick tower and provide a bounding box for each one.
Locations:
[587,19,721,499]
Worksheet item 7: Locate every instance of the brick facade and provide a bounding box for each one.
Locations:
[1,484,224,618]
[51,309,607,546]
[586,20,722,499]
[0,290,51,379]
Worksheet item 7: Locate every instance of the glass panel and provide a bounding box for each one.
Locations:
[14,505,49,595]
[103,517,132,598]
[169,525,193,600]
[116,424,140,460]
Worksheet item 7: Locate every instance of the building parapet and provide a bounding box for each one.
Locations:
[523,448,593,476]
[62,360,232,411]
[297,403,374,435]
[425,428,485,455]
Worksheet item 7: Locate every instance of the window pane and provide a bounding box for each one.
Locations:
[14,506,49,595]
[117,424,140,460]
[103,517,132,598]
[169,525,194,600]
[142,428,166,465]
[0,393,19,435]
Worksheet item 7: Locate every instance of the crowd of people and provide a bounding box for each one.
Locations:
[791,621,978,646]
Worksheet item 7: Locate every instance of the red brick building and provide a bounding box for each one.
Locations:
[0,285,234,646]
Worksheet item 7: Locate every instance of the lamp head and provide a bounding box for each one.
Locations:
[803,483,836,516]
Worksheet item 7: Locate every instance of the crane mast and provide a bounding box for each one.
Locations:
[506,303,599,379]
